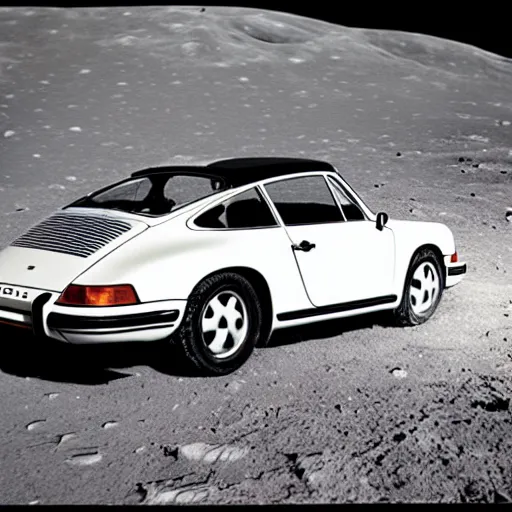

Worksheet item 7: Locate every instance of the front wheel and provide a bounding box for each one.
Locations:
[172,272,263,376]
[394,248,445,326]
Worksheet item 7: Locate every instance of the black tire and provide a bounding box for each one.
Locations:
[394,248,445,327]
[173,272,262,376]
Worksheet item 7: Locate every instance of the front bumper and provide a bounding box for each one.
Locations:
[445,261,467,288]
[0,286,187,344]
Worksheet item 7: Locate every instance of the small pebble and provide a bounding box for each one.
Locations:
[66,452,102,466]
[57,433,77,446]
[26,420,46,431]
[391,368,408,379]
[102,421,118,429]
[225,380,244,393]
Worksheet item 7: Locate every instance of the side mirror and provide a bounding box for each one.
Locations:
[376,211,389,231]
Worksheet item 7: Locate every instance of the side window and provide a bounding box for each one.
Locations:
[194,187,277,229]
[264,175,343,226]
[327,177,365,221]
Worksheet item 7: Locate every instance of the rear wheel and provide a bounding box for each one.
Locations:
[394,248,445,326]
[173,272,262,376]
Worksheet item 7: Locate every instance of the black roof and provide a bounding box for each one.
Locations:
[130,157,335,187]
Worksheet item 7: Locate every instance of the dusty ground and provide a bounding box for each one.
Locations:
[0,6,511,504]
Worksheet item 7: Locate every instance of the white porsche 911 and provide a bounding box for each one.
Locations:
[0,157,466,375]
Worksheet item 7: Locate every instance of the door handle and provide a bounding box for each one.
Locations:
[292,240,316,252]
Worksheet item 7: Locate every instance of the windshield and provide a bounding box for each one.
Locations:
[66,173,227,217]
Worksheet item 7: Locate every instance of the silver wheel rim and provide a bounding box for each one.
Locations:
[409,261,440,315]
[201,290,249,359]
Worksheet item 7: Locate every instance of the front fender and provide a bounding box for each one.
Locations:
[388,219,456,298]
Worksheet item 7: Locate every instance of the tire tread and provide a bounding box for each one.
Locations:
[173,272,262,376]
[394,248,445,327]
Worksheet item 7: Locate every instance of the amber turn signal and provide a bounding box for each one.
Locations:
[56,284,139,306]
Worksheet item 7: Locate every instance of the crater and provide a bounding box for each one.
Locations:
[230,17,314,45]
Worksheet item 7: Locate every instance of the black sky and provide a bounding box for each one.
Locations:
[5,1,511,59]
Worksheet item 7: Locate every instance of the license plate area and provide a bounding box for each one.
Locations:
[0,284,35,313]
[0,283,32,300]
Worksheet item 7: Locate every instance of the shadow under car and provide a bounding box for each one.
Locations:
[0,310,395,383]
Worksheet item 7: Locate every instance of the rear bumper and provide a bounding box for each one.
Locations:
[47,310,180,331]
[0,287,187,344]
[445,262,467,288]
[0,312,32,330]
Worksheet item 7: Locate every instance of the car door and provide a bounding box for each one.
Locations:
[263,174,396,308]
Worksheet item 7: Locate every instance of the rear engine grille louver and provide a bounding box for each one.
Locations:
[10,212,132,258]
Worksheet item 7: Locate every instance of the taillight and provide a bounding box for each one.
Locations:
[450,252,459,263]
[56,284,139,306]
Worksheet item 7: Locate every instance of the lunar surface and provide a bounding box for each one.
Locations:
[0,6,511,504]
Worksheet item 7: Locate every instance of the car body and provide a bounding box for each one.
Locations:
[0,157,466,374]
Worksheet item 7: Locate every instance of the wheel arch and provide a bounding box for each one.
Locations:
[397,243,446,303]
[411,243,445,271]
[393,242,447,326]
[194,265,274,348]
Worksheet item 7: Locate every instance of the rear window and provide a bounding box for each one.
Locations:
[67,173,226,217]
